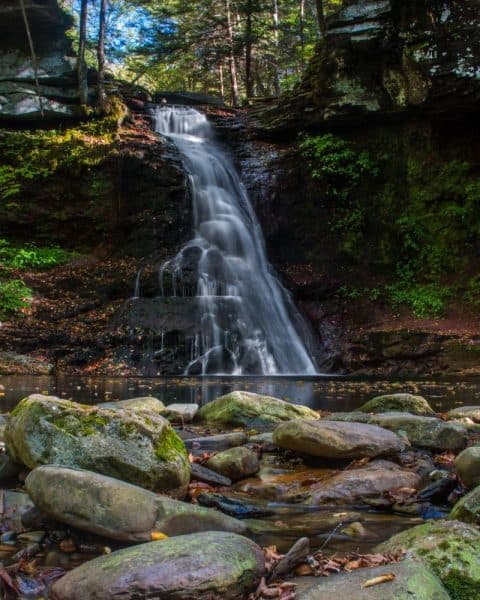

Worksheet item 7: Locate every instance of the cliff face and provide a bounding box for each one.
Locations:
[255,0,480,131]
[241,0,480,376]
[0,0,80,120]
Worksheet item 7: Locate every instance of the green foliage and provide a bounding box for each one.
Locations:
[465,275,480,306]
[0,114,120,206]
[0,279,33,320]
[0,239,74,270]
[387,281,451,318]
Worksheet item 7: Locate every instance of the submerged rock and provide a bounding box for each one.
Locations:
[295,559,449,599]
[98,396,165,413]
[26,465,246,541]
[5,395,190,495]
[197,391,318,429]
[272,419,404,459]
[359,393,434,416]
[455,446,480,488]
[450,485,480,525]
[304,460,420,506]
[377,520,480,599]
[50,531,265,600]
[206,447,260,481]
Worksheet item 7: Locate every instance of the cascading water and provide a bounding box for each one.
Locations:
[150,105,317,376]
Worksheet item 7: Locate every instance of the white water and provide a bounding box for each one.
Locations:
[151,106,317,375]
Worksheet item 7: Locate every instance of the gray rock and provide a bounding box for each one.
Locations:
[197,391,319,429]
[206,447,260,481]
[304,460,420,506]
[455,446,480,488]
[190,462,232,487]
[359,393,434,416]
[368,413,467,451]
[327,412,468,451]
[273,419,404,459]
[98,396,165,413]
[0,352,53,375]
[50,531,265,600]
[26,465,246,542]
[450,485,480,525]
[5,394,190,496]
[295,559,449,599]
[447,406,480,423]
[163,403,199,422]
[185,431,248,454]
[0,451,22,480]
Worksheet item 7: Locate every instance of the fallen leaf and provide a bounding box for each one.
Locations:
[151,532,168,541]
[362,573,396,588]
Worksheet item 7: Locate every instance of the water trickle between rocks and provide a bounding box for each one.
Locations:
[145,106,317,376]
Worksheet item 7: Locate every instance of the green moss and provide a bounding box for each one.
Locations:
[154,426,187,462]
[51,410,109,437]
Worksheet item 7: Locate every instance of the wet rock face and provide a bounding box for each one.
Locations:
[0,0,80,120]
[51,531,266,600]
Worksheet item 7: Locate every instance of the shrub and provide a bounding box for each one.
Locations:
[0,240,74,270]
[0,279,33,319]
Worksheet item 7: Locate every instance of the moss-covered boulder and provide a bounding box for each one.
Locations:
[26,466,246,541]
[50,531,265,600]
[197,391,319,429]
[450,486,480,525]
[455,446,480,488]
[377,520,480,600]
[295,559,449,599]
[5,395,190,496]
[359,393,434,416]
[273,420,404,459]
[206,447,259,481]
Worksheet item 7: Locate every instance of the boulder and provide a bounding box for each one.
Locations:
[163,403,199,422]
[272,419,404,459]
[295,559,449,599]
[359,393,434,416]
[450,485,480,525]
[326,412,467,451]
[377,520,480,600]
[447,406,480,423]
[185,432,248,454]
[5,395,190,495]
[50,531,265,600]
[304,460,420,506]
[197,391,318,429]
[368,413,467,451]
[206,447,260,481]
[26,465,246,541]
[455,446,480,488]
[98,396,165,413]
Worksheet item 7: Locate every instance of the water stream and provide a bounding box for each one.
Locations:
[148,106,317,376]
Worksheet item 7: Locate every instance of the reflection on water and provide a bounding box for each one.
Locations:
[1,375,480,412]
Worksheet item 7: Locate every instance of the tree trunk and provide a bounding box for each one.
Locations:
[224,0,239,106]
[299,0,305,69]
[315,0,326,34]
[218,63,225,99]
[19,0,44,117]
[97,0,108,108]
[271,0,281,96]
[245,0,254,99]
[78,0,89,106]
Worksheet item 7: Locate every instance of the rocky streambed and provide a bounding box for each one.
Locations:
[0,390,479,599]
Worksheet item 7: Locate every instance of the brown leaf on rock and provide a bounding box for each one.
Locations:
[434,451,456,466]
[362,573,396,588]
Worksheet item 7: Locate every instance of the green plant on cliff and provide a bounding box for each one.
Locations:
[0,279,33,320]
[0,239,74,270]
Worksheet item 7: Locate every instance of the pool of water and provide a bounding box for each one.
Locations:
[1,374,480,412]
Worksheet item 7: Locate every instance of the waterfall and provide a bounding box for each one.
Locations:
[150,105,317,376]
